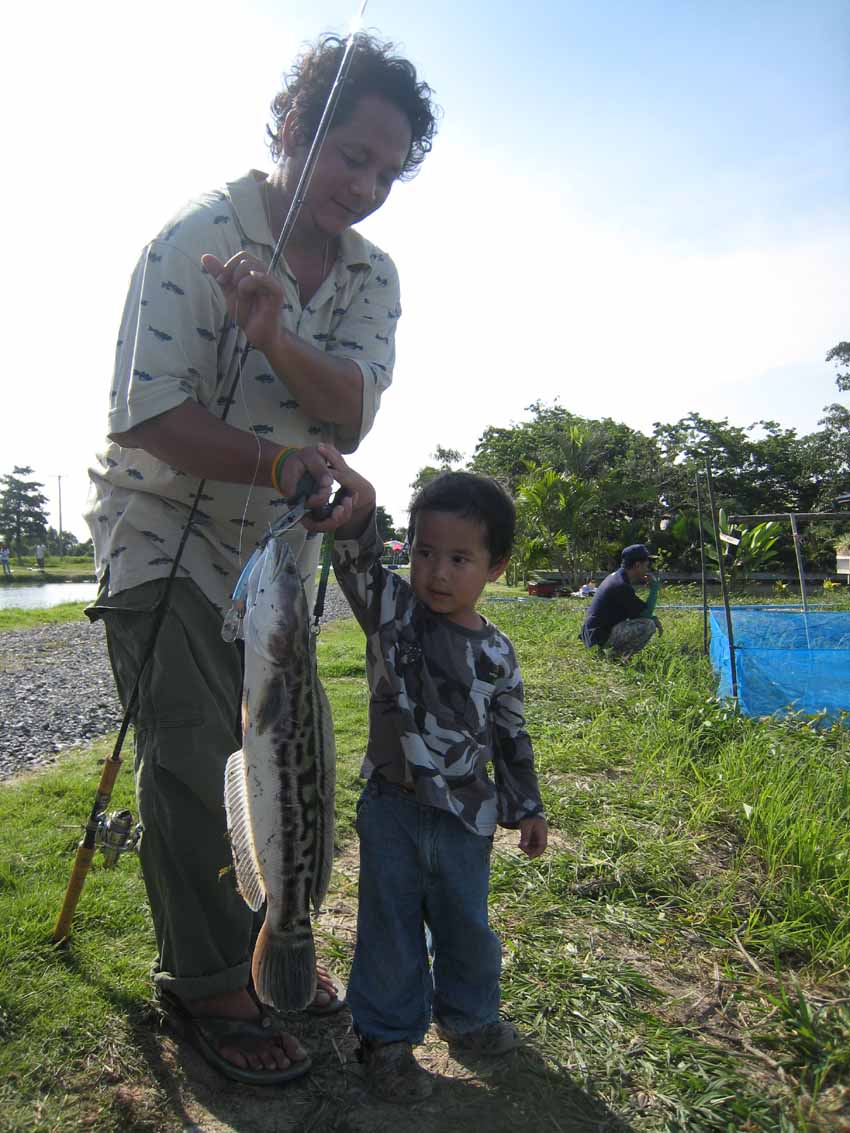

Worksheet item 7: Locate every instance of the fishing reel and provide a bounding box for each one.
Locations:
[95,809,142,868]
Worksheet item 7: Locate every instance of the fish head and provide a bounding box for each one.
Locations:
[243,535,310,663]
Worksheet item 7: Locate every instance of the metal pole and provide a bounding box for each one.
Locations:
[704,460,738,699]
[789,514,808,614]
[789,512,812,652]
[695,474,708,655]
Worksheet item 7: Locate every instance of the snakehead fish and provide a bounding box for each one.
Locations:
[223,534,336,1011]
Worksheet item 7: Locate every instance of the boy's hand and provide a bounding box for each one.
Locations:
[300,445,376,538]
[518,816,548,859]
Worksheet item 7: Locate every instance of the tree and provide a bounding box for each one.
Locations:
[409,446,465,498]
[45,526,92,557]
[514,464,600,586]
[0,467,49,558]
[375,506,395,543]
[826,341,850,392]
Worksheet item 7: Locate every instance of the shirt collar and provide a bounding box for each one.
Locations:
[226,170,372,269]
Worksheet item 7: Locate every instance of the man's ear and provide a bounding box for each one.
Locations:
[281,110,307,156]
[487,557,508,583]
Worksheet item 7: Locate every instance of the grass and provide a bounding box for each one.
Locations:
[0,555,95,584]
[0,602,90,633]
[2,603,850,1130]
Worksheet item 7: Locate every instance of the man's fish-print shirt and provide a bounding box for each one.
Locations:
[85,170,401,614]
[333,521,545,837]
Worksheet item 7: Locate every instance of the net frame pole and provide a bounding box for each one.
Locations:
[695,473,709,655]
[789,513,809,614]
[704,459,738,699]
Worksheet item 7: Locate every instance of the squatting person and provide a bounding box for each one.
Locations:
[580,543,663,658]
[84,35,438,1085]
[309,449,548,1103]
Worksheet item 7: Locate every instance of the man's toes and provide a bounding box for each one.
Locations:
[219,1043,251,1070]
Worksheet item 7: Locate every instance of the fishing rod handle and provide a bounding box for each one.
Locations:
[51,755,123,943]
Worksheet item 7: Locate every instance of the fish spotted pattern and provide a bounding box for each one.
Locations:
[224,535,336,1011]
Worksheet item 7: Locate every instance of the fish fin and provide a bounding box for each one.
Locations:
[311,679,337,910]
[252,918,317,1012]
[224,749,266,912]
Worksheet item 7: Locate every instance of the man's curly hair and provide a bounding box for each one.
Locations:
[267,33,438,178]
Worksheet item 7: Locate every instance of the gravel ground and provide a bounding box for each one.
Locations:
[0,583,354,781]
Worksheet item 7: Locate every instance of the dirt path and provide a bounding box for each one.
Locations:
[120,835,629,1133]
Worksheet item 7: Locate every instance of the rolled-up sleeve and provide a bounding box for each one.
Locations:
[108,240,226,436]
[327,257,400,452]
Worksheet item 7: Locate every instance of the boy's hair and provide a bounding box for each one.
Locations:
[268,34,439,178]
[407,472,515,564]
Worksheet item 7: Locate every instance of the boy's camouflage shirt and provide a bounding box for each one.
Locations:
[332,520,545,836]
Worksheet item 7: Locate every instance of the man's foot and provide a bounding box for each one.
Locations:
[434,1019,522,1056]
[306,963,346,1015]
[174,988,310,1079]
[359,1039,433,1103]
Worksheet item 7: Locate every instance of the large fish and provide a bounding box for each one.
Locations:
[223,533,336,1011]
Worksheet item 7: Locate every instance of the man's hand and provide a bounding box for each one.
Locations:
[518,816,548,859]
[202,252,284,357]
[653,616,664,636]
[272,446,356,533]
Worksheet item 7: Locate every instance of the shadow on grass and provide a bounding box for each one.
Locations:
[55,942,633,1133]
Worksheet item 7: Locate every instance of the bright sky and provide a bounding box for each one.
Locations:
[6,0,849,538]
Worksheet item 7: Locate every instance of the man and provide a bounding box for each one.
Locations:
[35,543,46,571]
[84,34,438,1086]
[580,544,662,658]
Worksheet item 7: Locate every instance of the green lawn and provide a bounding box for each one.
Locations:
[1,603,849,1130]
[0,555,95,584]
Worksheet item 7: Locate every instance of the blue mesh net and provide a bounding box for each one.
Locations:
[709,607,850,721]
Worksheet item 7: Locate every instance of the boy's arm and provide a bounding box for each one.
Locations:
[310,445,411,637]
[301,444,377,540]
[491,655,546,833]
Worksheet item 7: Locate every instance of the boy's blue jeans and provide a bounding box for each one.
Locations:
[346,776,502,1044]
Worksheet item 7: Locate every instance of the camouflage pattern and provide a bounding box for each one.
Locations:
[333,522,544,837]
[607,617,656,657]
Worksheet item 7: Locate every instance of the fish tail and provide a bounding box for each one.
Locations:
[252,917,316,1012]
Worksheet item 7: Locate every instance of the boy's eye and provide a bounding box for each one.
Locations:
[341,149,365,167]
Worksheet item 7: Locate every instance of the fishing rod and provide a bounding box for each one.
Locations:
[52,3,368,944]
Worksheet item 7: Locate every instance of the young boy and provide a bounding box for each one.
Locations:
[315,446,548,1103]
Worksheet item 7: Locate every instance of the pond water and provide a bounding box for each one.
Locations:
[0,582,99,611]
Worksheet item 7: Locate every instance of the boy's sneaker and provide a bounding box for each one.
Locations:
[434,1020,522,1056]
[359,1039,433,1103]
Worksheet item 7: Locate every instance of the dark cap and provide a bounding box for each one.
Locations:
[621,544,653,567]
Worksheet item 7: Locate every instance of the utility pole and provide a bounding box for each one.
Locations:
[49,474,65,553]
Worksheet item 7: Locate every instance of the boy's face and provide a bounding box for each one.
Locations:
[410,510,506,629]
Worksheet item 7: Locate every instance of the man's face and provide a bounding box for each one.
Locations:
[286,94,413,237]
[628,558,652,583]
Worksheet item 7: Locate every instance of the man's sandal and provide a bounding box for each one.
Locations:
[303,970,347,1017]
[156,988,312,1086]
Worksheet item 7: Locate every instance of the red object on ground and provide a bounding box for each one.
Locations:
[527,580,566,597]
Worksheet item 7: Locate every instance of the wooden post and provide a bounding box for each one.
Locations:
[704,460,738,699]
